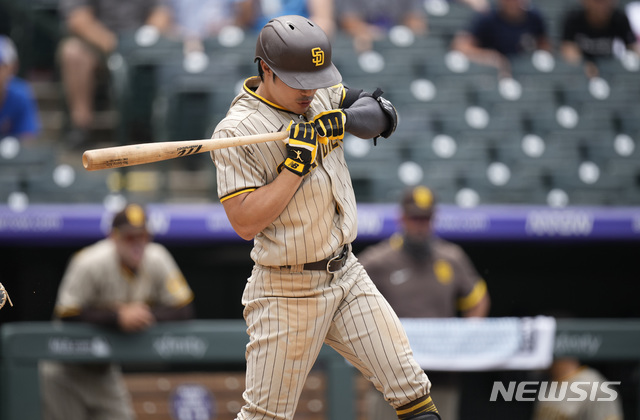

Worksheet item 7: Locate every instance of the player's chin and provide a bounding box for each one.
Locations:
[296,101,312,113]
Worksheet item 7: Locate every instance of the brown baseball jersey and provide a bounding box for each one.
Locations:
[357,234,487,317]
[358,233,487,420]
[54,238,194,318]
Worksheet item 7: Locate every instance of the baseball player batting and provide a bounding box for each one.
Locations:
[210,15,441,420]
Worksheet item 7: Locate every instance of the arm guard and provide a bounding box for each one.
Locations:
[342,87,398,140]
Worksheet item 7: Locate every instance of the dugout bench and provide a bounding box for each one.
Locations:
[2,319,640,420]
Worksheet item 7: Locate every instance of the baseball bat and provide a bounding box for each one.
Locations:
[82,131,289,171]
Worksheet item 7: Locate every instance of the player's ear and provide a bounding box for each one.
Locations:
[260,60,271,75]
[259,61,278,83]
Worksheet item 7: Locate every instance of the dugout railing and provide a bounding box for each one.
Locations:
[2,318,640,420]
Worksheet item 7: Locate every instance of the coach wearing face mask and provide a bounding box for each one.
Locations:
[357,185,491,420]
[40,203,195,420]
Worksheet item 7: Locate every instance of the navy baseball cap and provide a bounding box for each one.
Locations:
[0,35,17,66]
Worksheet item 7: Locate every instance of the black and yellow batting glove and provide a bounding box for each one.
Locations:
[313,109,346,143]
[283,121,318,176]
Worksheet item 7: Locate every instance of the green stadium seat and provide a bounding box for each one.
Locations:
[0,174,20,202]
[26,165,111,203]
[424,0,476,39]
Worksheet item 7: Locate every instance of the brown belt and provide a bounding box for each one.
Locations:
[282,244,350,273]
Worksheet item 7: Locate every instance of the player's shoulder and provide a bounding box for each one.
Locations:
[212,109,263,144]
[214,98,260,135]
[69,239,115,268]
[328,83,347,101]
[326,83,346,96]
[214,92,285,140]
[431,237,467,260]
[143,242,172,259]
[313,83,346,109]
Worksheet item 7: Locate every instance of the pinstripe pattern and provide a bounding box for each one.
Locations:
[211,77,357,267]
[211,77,432,420]
[241,255,430,420]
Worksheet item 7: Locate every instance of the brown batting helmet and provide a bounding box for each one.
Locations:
[255,15,342,90]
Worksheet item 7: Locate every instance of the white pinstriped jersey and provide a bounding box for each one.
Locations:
[211,77,358,267]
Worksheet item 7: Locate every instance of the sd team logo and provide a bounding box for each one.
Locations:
[311,47,324,66]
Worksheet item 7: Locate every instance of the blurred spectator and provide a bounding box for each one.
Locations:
[40,203,195,420]
[531,356,623,420]
[627,2,640,40]
[357,185,491,420]
[58,0,173,148]
[451,0,551,78]
[0,35,41,142]
[561,0,640,78]
[170,0,243,53]
[455,0,490,12]
[336,0,427,52]
[237,0,336,38]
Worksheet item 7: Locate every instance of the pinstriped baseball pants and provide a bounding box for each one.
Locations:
[237,252,431,420]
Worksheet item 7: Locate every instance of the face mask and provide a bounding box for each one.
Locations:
[402,235,432,260]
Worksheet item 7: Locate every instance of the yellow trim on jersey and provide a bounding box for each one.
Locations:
[457,279,487,311]
[389,232,404,251]
[395,395,436,416]
[242,76,257,93]
[166,271,195,305]
[175,293,195,307]
[220,188,257,203]
[336,83,347,107]
[243,76,293,112]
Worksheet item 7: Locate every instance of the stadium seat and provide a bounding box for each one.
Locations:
[12,2,635,206]
[345,136,404,196]
[25,164,111,203]
[0,174,20,202]
[151,54,244,146]
[0,143,56,180]
[424,0,476,40]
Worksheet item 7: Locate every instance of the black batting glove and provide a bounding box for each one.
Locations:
[313,109,346,142]
[283,121,318,176]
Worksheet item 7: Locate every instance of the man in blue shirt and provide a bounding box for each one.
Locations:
[0,35,40,141]
[451,0,551,78]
